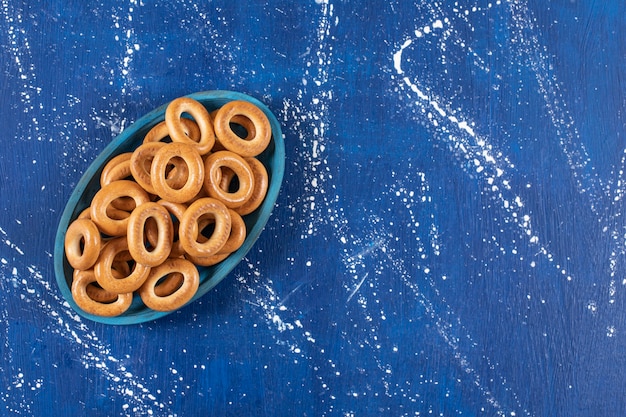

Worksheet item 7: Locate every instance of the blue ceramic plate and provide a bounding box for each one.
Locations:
[54,91,285,324]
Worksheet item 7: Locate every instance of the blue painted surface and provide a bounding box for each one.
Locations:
[1,0,625,415]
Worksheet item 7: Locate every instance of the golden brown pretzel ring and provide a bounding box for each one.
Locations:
[129,141,166,195]
[179,197,231,257]
[64,218,102,271]
[203,150,255,208]
[185,210,243,264]
[138,257,200,312]
[165,97,214,155]
[150,142,204,204]
[234,157,269,216]
[95,237,151,294]
[90,180,150,236]
[71,269,133,317]
[127,202,174,267]
[143,118,201,144]
[211,114,253,152]
[213,100,271,157]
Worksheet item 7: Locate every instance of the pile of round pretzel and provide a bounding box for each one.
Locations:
[64,97,271,317]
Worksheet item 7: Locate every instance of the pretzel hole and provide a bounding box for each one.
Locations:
[230,122,249,139]
[154,272,184,297]
[106,205,131,220]
[164,156,190,190]
[143,217,159,253]
[219,171,241,193]
[181,116,198,139]
[197,214,217,242]
[199,222,216,240]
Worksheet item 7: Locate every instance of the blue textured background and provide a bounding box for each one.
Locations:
[1,0,625,415]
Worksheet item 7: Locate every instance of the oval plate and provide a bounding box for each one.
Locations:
[54,90,285,324]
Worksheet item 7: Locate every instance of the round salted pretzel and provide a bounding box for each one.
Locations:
[213,100,271,157]
[165,97,215,155]
[90,180,150,236]
[203,150,254,208]
[64,218,102,270]
[179,197,232,258]
[184,208,246,266]
[127,202,174,267]
[94,237,151,294]
[71,269,133,317]
[150,142,204,204]
[138,257,200,312]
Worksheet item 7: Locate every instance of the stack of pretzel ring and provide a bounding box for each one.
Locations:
[64,97,272,317]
